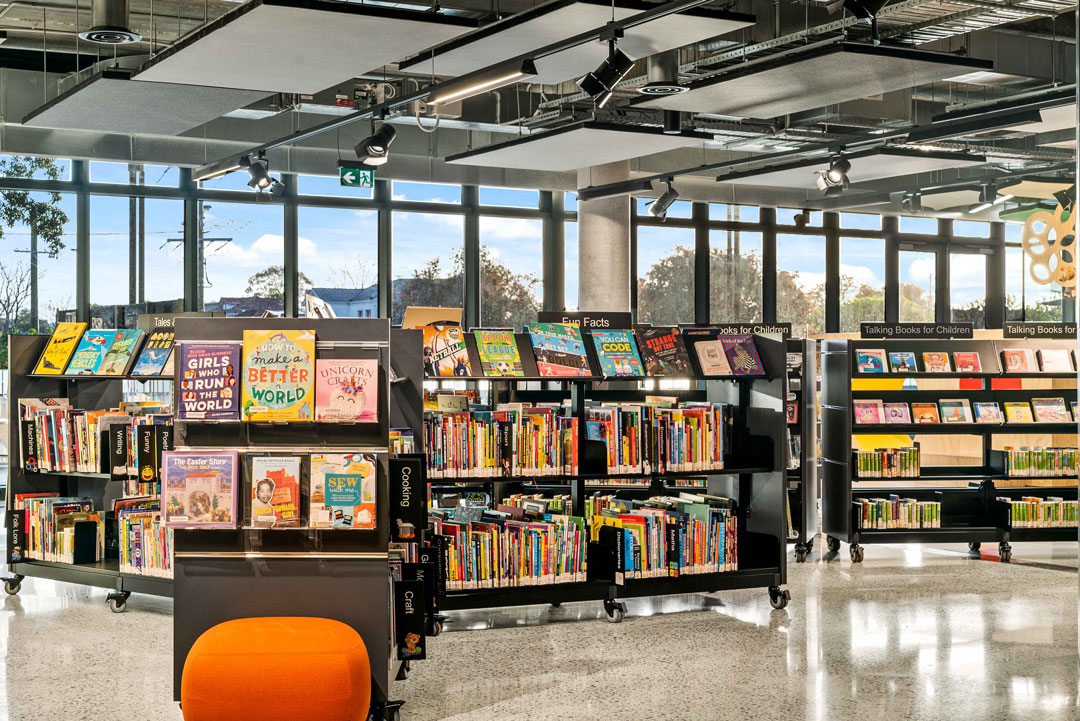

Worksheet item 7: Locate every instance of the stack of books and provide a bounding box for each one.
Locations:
[855,447,920,478]
[1000,496,1078,528]
[857,496,941,529]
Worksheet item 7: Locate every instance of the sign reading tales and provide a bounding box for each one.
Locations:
[860,322,974,339]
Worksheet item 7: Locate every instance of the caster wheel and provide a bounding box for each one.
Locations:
[4,579,21,596]
[387,710,400,721]
[768,586,790,610]
[396,661,410,681]
[968,542,981,552]
[107,597,127,613]
[805,538,814,552]
[606,607,624,623]
[1000,549,1012,563]
[431,620,443,637]
[827,536,840,553]
[795,549,807,563]
[849,545,864,563]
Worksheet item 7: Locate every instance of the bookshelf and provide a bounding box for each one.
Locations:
[786,338,818,563]
[821,337,1078,563]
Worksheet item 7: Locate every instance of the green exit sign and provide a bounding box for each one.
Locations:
[339,167,374,188]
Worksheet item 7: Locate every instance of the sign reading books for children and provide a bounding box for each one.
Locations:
[242,329,316,421]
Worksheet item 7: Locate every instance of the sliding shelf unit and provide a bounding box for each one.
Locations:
[423,329,789,619]
[786,338,818,563]
[821,338,1078,563]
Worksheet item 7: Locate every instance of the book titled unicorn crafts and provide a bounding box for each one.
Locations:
[315,359,379,423]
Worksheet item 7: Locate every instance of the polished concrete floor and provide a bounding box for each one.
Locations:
[0,539,1076,720]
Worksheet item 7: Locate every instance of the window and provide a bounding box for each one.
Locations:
[298,207,378,318]
[391,211,463,324]
[0,156,70,181]
[777,209,821,227]
[637,225,695,325]
[565,221,578,311]
[479,187,538,208]
[198,201,286,315]
[899,250,936,322]
[711,204,759,223]
[777,234,825,336]
[479,216,542,329]
[840,213,881,230]
[900,216,938,235]
[709,230,762,322]
[1005,234,1064,322]
[90,162,178,186]
[392,181,459,203]
[298,174,373,199]
[635,197,692,219]
[840,237,885,332]
[199,171,259,192]
[565,191,578,213]
[953,220,989,238]
[951,252,987,327]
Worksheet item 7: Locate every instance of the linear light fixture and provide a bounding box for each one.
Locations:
[427,59,538,106]
[577,178,653,202]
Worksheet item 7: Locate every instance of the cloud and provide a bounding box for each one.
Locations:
[203,233,319,268]
[478,217,543,242]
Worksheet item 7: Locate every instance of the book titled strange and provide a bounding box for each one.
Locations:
[590,329,643,377]
[250,456,301,528]
[635,327,692,376]
[178,343,241,420]
[315,359,378,422]
[309,453,378,529]
[161,450,238,528]
[34,322,86,375]
[242,329,316,421]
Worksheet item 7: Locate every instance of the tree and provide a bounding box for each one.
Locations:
[245,265,314,300]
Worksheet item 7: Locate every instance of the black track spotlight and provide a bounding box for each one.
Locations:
[901,193,922,213]
[577,45,635,108]
[647,180,679,219]
[1053,184,1075,211]
[969,183,1012,214]
[354,124,397,167]
[815,156,851,197]
[825,0,888,40]
[793,209,811,228]
[241,154,277,192]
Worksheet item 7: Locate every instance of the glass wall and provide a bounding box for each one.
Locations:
[950,252,987,327]
[636,225,695,325]
[298,207,378,318]
[479,216,542,329]
[709,229,762,322]
[1005,224,1065,321]
[198,201,286,314]
[839,237,885,332]
[899,250,936,322]
[564,221,578,312]
[776,234,825,336]
[391,211,463,325]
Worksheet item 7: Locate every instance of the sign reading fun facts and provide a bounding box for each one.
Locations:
[178,343,241,420]
[241,329,316,421]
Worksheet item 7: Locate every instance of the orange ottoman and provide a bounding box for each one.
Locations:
[181,617,371,721]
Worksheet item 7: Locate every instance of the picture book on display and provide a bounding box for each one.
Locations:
[1004,402,1034,423]
[526,322,591,377]
[250,456,301,528]
[856,349,886,373]
[1002,348,1037,373]
[162,450,238,528]
[590,330,644,377]
[130,329,175,377]
[952,352,982,374]
[314,359,378,422]
[1031,398,1070,423]
[242,329,316,421]
[883,403,911,424]
[34,322,86,374]
[911,403,941,424]
[694,340,732,376]
[853,400,884,425]
[720,335,765,376]
[474,330,524,377]
[65,330,119,375]
[785,401,798,424]
[635,327,692,376]
[1073,401,1078,423]
[178,343,241,420]
[939,399,972,423]
[974,402,1003,423]
[888,351,918,373]
[921,352,951,373]
[309,453,377,529]
[1038,348,1074,373]
[98,329,144,375]
[423,325,472,377]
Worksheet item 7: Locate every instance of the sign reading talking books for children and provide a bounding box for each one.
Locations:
[241,329,316,421]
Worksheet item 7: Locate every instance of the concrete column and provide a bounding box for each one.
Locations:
[577,161,631,312]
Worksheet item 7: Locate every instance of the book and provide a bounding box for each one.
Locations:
[921,352,951,373]
[314,359,378,422]
[1031,397,1070,423]
[241,329,317,421]
[161,450,238,528]
[1002,348,1036,373]
[883,403,911,424]
[973,402,1003,424]
[590,330,644,377]
[98,329,145,375]
[473,330,524,377]
[1073,401,1078,423]
[178,343,241,420]
[719,335,765,376]
[911,403,941,423]
[309,452,378,529]
[1038,348,1073,373]
[635,327,692,376]
[952,351,982,374]
[526,322,591,377]
[423,325,472,377]
[250,456,301,528]
[693,340,732,376]
[856,446,920,478]
[785,401,798,424]
[939,399,972,423]
[33,322,86,375]
[853,400,884,425]
[856,349,887,373]
[1004,402,1034,423]
[65,330,119,375]
[130,329,175,377]
[888,351,918,373]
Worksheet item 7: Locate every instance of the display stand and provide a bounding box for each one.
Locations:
[821,337,1078,563]
[786,338,819,563]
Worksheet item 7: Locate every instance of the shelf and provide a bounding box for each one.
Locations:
[852,423,1077,434]
[1005,527,1078,542]
[425,467,771,484]
[852,471,1077,483]
[619,567,781,596]
[440,580,607,610]
[27,373,174,381]
[852,526,1002,543]
[28,470,114,480]
[424,374,769,383]
[852,372,1076,380]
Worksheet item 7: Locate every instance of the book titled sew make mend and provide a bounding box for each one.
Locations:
[242,329,316,421]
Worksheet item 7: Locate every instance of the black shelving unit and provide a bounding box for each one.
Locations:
[821,337,1078,563]
[786,338,818,563]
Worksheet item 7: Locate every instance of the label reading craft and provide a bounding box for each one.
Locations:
[1002,322,1077,339]
[860,322,974,339]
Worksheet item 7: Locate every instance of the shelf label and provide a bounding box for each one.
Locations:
[394,579,427,660]
[1002,322,1077,339]
[390,455,425,543]
[860,322,973,339]
[710,322,791,337]
[537,310,632,330]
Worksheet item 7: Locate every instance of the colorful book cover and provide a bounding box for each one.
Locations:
[1002,348,1036,373]
[314,359,378,422]
[694,340,732,376]
[853,400,884,425]
[34,322,87,375]
[785,401,798,424]
[1004,402,1034,423]
[242,329,316,421]
[883,403,911,424]
[250,456,301,528]
[98,329,145,375]
[634,327,692,376]
[1037,348,1073,373]
[178,343,241,420]
[474,330,524,377]
[856,349,887,373]
[1031,397,1070,423]
[161,450,238,528]
[309,453,378,529]
[423,326,472,377]
[911,403,941,423]
[130,329,175,377]
[921,352,951,373]
[973,402,1003,424]
[952,351,982,374]
[525,322,591,377]
[888,351,918,373]
[1073,401,1078,423]
[65,330,119,375]
[590,330,643,377]
[719,335,765,376]
[939,399,971,423]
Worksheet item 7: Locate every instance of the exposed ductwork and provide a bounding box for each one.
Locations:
[78,0,140,45]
